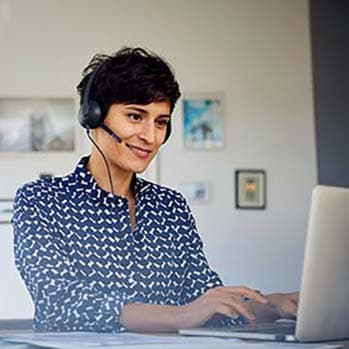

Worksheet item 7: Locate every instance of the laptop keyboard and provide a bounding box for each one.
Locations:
[233,322,296,335]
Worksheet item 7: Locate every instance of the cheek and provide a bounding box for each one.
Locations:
[117,119,145,140]
[94,132,123,159]
[154,128,168,147]
[100,133,117,151]
[149,149,159,162]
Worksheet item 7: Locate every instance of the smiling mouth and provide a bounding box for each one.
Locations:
[126,143,152,158]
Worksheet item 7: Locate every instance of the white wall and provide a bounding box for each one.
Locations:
[160,0,317,292]
[0,0,316,318]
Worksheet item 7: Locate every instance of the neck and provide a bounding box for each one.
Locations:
[87,151,134,198]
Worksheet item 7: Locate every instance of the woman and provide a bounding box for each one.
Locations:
[12,47,298,333]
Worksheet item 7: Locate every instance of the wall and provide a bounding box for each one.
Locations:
[0,0,316,318]
[160,0,316,293]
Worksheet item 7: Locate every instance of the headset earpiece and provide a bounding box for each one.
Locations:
[78,65,104,130]
[78,99,103,129]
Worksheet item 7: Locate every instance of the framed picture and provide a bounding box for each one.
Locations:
[235,170,266,209]
[0,198,14,224]
[0,98,76,152]
[183,93,224,150]
[180,182,210,204]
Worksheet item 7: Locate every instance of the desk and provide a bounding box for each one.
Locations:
[0,321,32,332]
[1,320,348,349]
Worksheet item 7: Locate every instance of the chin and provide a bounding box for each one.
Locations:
[111,157,152,175]
[133,166,149,174]
[129,162,151,174]
[132,157,156,173]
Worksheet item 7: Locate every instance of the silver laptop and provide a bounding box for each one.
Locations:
[180,185,349,342]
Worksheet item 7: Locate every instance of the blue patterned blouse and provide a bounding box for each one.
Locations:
[12,156,231,332]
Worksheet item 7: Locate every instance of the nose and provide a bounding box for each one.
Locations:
[138,121,156,144]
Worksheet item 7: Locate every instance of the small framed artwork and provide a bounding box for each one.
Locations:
[180,182,210,204]
[183,93,224,150]
[235,170,266,209]
[0,97,76,153]
[0,198,14,224]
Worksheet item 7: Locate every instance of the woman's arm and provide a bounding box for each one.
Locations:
[12,186,137,332]
[120,286,269,332]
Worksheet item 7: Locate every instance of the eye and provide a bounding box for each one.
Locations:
[127,113,142,121]
[156,119,170,128]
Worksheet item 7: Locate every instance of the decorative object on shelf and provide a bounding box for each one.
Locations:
[235,170,266,209]
[0,198,13,224]
[0,98,76,152]
[183,93,224,150]
[180,182,210,204]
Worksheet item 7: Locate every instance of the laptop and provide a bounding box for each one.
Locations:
[180,185,349,342]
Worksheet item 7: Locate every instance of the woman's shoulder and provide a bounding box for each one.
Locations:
[15,173,74,203]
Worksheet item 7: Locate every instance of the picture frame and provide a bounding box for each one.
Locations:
[180,182,210,204]
[235,170,266,209]
[0,198,14,224]
[0,97,76,153]
[182,93,224,150]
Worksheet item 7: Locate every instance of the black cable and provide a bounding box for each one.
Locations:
[86,129,115,195]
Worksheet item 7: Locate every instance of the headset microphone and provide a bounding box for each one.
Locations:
[100,124,122,144]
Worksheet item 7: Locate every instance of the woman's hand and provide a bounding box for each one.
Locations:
[175,286,269,329]
[120,289,298,332]
[267,292,299,319]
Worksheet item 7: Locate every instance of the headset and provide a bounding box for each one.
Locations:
[78,63,172,144]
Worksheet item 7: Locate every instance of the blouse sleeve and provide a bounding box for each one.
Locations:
[176,195,222,303]
[177,194,236,327]
[12,185,137,333]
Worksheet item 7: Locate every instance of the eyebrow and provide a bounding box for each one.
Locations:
[125,106,171,118]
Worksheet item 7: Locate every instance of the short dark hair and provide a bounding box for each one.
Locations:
[76,47,181,116]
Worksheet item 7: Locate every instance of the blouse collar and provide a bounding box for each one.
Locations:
[72,155,148,201]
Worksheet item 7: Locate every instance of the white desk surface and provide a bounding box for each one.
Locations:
[0,320,348,349]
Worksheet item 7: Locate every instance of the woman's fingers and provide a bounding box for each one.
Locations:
[210,294,256,322]
[215,286,269,304]
[225,299,256,321]
[215,304,239,320]
[282,296,298,317]
[267,292,298,319]
[287,302,298,317]
[288,292,299,305]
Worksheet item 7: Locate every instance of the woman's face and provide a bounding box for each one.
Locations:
[93,101,171,174]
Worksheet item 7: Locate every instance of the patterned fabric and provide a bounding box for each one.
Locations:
[12,156,232,332]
